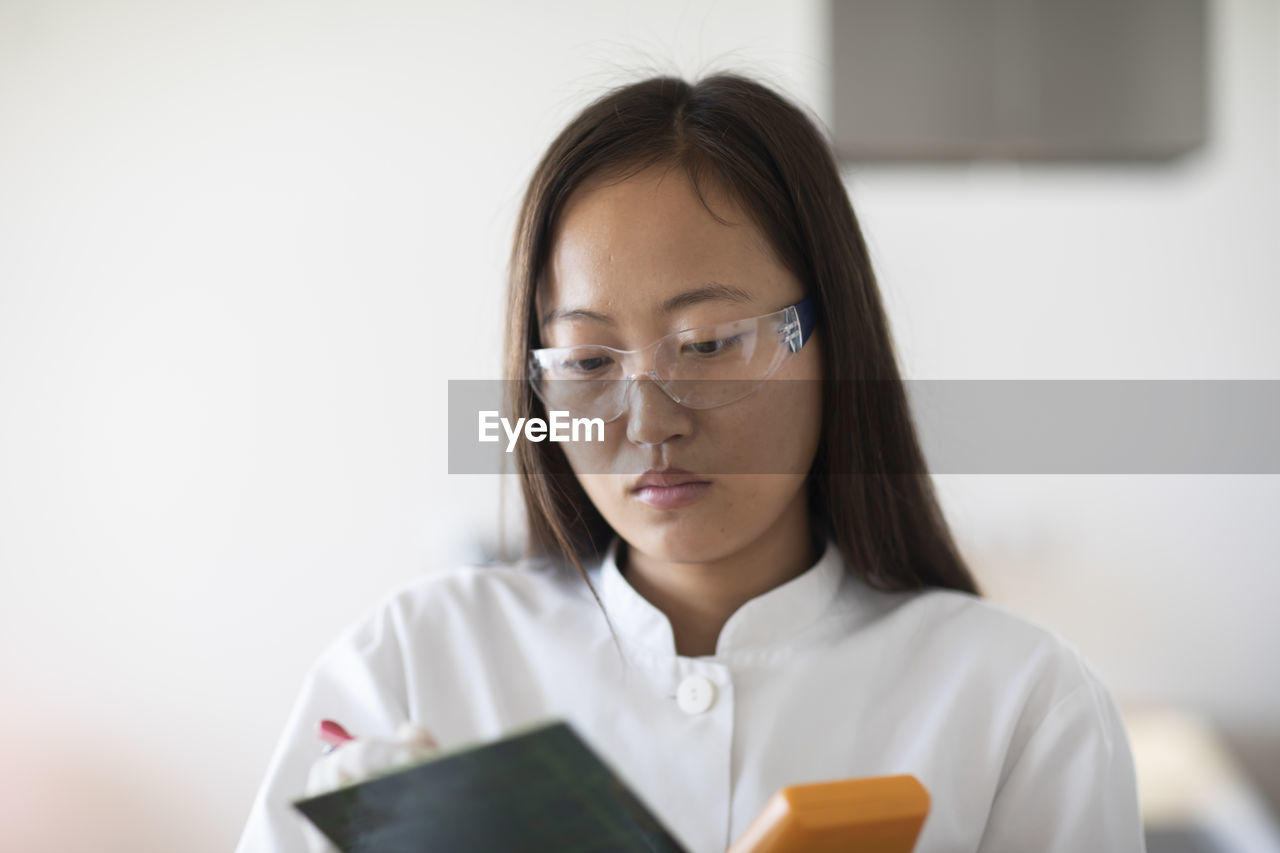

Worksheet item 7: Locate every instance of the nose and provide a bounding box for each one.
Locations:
[622,372,694,447]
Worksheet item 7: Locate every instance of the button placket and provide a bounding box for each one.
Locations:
[675,663,735,853]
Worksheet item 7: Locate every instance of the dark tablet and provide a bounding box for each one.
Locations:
[293,719,690,853]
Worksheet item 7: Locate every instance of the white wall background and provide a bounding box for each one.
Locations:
[0,1,1275,850]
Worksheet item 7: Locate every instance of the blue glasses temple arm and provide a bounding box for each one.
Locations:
[790,295,817,352]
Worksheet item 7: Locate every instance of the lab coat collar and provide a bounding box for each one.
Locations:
[596,536,846,658]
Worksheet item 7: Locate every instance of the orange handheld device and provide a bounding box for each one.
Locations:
[727,774,930,853]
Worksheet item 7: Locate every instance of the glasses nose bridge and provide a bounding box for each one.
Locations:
[618,354,689,421]
[620,366,670,405]
[595,339,669,423]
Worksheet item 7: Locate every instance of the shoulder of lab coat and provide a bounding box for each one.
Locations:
[891,589,1146,852]
[232,559,559,853]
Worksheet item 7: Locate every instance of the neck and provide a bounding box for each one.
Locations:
[621,497,817,658]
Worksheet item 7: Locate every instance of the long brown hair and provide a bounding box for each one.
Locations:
[504,72,981,604]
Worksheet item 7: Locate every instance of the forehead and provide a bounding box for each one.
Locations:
[539,166,795,322]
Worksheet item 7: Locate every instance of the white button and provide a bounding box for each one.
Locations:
[676,674,716,715]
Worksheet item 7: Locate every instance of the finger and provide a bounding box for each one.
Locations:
[305,757,342,796]
[395,722,439,750]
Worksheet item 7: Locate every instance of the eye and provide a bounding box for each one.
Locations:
[564,354,613,374]
[683,335,742,356]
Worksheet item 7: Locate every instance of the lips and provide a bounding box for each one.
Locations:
[630,468,712,510]
[631,468,709,490]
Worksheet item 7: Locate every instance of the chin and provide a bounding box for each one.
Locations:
[620,515,744,565]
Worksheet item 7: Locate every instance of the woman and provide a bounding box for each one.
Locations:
[236,73,1145,852]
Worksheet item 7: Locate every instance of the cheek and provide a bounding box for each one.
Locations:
[556,419,631,476]
[700,378,822,475]
[573,472,625,514]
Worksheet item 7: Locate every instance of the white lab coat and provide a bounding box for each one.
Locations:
[235,537,1146,852]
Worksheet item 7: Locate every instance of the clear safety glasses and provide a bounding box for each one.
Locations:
[528,296,817,424]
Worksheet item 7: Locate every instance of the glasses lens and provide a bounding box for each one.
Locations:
[529,348,625,421]
[655,313,792,408]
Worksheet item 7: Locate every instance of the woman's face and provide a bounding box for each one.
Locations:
[537,165,823,564]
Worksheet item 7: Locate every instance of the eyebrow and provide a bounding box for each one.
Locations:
[539,281,755,328]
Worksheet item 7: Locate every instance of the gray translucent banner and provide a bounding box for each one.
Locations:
[448,380,1280,474]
